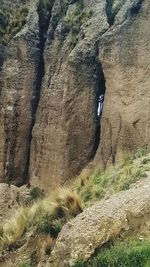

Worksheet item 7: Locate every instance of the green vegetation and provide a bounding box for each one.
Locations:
[72,237,150,267]
[0,2,28,43]
[36,216,62,239]
[0,188,82,253]
[1,148,149,265]
[61,0,93,48]
[75,148,150,206]
[0,0,28,62]
[29,187,44,202]
[20,258,32,267]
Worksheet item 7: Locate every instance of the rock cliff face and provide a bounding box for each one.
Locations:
[0,0,40,185]
[94,0,150,168]
[0,0,150,188]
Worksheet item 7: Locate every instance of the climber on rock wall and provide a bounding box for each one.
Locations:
[96,94,104,125]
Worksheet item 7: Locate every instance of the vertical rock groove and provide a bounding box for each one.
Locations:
[106,0,115,26]
[21,1,55,183]
[93,63,106,157]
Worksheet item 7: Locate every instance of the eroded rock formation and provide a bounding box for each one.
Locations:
[0,0,150,187]
[94,0,150,168]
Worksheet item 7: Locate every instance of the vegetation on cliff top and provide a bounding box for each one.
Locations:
[61,0,93,48]
[0,0,28,62]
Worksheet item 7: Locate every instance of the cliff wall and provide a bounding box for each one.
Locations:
[0,0,149,188]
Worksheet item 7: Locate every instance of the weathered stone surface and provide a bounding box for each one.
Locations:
[42,177,150,267]
[1,0,150,188]
[0,183,30,222]
[29,0,108,189]
[94,0,150,168]
[0,1,40,184]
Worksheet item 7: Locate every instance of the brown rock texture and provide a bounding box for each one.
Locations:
[0,183,30,222]
[29,0,108,189]
[0,0,40,184]
[41,176,150,267]
[0,0,150,187]
[94,0,150,168]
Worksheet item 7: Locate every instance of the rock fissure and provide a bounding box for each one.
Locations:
[106,0,116,26]
[130,0,144,16]
[21,1,56,184]
[93,62,106,158]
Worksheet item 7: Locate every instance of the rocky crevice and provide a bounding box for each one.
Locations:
[22,0,74,184]
[106,0,116,26]
[105,0,144,27]
[21,1,56,183]
[130,0,144,16]
[92,61,106,159]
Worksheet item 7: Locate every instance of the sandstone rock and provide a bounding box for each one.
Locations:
[0,183,30,222]
[93,0,150,168]
[42,177,150,267]
[0,0,150,188]
[29,0,108,189]
[0,0,40,184]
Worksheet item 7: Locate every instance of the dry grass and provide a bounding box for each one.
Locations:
[0,188,83,253]
[38,234,55,259]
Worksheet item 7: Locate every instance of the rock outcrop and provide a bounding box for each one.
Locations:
[29,0,108,189]
[41,176,150,267]
[0,183,30,222]
[0,0,150,188]
[94,0,150,168]
[0,0,40,185]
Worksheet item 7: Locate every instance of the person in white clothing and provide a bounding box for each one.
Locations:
[97,95,104,117]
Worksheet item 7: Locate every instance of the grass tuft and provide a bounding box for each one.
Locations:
[72,237,150,267]
[0,188,82,252]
